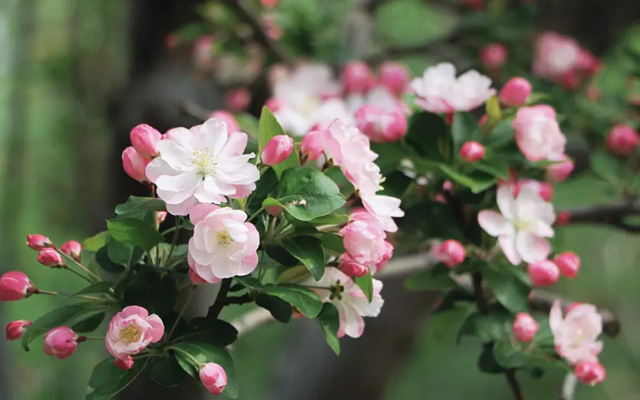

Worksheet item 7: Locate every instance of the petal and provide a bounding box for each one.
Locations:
[200,118,229,156]
[478,210,510,236]
[549,300,563,334]
[121,306,148,319]
[165,197,198,216]
[497,184,516,220]
[145,315,165,343]
[156,140,193,171]
[499,234,522,265]
[516,231,550,263]
[189,203,219,225]
[220,131,249,157]
[342,305,366,338]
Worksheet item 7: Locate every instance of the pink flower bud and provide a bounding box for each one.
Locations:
[225,88,251,112]
[209,111,240,133]
[565,302,582,314]
[576,49,600,77]
[555,211,571,226]
[378,62,410,96]
[130,124,162,158]
[114,356,134,370]
[537,182,554,202]
[189,266,209,286]
[606,124,639,155]
[260,0,279,7]
[341,61,375,94]
[37,248,65,268]
[200,363,227,395]
[43,326,79,359]
[512,312,539,342]
[574,360,606,385]
[340,220,387,266]
[122,146,151,183]
[6,320,32,340]
[460,141,485,163]
[265,205,283,217]
[480,43,508,70]
[60,240,82,262]
[26,234,53,251]
[432,240,466,268]
[156,211,168,225]
[478,114,488,126]
[546,158,574,182]
[300,130,325,161]
[0,271,35,301]
[553,251,580,279]
[499,77,532,106]
[261,135,293,165]
[339,254,369,278]
[527,260,560,286]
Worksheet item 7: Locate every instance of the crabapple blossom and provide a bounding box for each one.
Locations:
[515,179,553,202]
[512,105,566,161]
[480,43,508,70]
[546,158,574,182]
[261,135,293,165]
[340,219,386,266]
[460,141,485,162]
[225,88,251,112]
[0,271,36,301]
[200,363,228,395]
[499,77,532,106]
[26,234,52,251]
[555,211,571,226]
[192,35,215,70]
[130,124,162,158]
[6,320,32,340]
[208,111,240,133]
[299,130,325,161]
[60,240,82,262]
[431,240,466,268]
[105,306,164,362]
[37,248,64,268]
[527,260,560,286]
[188,205,259,282]
[550,301,603,365]
[375,241,394,273]
[554,251,581,278]
[146,118,260,215]
[43,326,79,359]
[339,254,369,278]
[122,146,151,183]
[378,62,410,96]
[478,184,555,265]
[513,313,539,343]
[411,63,496,113]
[354,104,407,143]
[115,356,134,371]
[606,124,639,155]
[574,361,606,385]
[533,32,581,81]
[341,61,375,95]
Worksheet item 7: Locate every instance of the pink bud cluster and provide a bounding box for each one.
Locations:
[480,43,508,70]
[431,239,466,268]
[122,124,163,183]
[339,209,394,277]
[527,252,581,286]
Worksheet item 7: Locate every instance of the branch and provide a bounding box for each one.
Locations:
[563,199,640,233]
[208,278,232,319]
[506,369,526,400]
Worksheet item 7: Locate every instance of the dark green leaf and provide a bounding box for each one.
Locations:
[183,318,238,346]
[245,168,279,215]
[478,343,506,374]
[115,196,166,216]
[107,218,164,251]
[281,236,325,280]
[107,239,144,268]
[354,272,373,303]
[314,303,340,355]
[590,150,629,186]
[262,284,323,318]
[72,313,106,333]
[277,266,311,284]
[256,293,292,323]
[493,341,529,369]
[74,281,114,296]
[148,354,187,387]
[95,247,125,273]
[405,112,451,162]
[483,266,530,313]
[122,268,178,316]
[452,112,477,150]
[457,310,512,343]
[86,357,149,400]
[438,164,496,193]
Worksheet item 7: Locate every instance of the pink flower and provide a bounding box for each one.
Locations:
[575,361,606,385]
[60,241,82,262]
[555,211,571,226]
[261,135,293,165]
[513,313,539,342]
[6,320,32,340]
[188,205,259,282]
[43,327,79,359]
[576,49,600,77]
[37,248,64,268]
[341,61,375,95]
[553,251,580,278]
[550,301,603,365]
[354,104,407,143]
[533,32,581,81]
[360,193,404,233]
[114,356,134,370]
[192,35,215,70]
[480,43,508,70]
[431,239,466,268]
[200,363,227,395]
[26,234,52,251]
[606,124,639,155]
[146,118,259,215]
[375,241,394,273]
[122,146,151,183]
[527,260,560,286]
[499,77,532,106]
[105,306,164,361]
[208,111,240,133]
[340,219,387,266]
[0,271,36,301]
[514,179,553,202]
[411,63,496,113]
[478,184,555,265]
[225,88,251,112]
[460,141,485,162]
[299,130,325,161]
[546,157,574,182]
[130,124,162,158]
[512,105,566,161]
[339,254,369,278]
[260,0,279,7]
[378,62,410,97]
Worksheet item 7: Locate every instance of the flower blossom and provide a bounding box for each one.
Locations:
[549,301,603,365]
[105,306,164,364]
[512,105,566,162]
[43,326,80,359]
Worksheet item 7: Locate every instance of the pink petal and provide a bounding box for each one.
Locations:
[121,306,149,319]
[146,315,165,343]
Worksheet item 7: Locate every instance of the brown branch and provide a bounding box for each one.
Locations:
[506,369,526,400]
[562,199,640,233]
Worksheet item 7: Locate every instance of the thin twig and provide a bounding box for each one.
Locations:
[506,369,526,400]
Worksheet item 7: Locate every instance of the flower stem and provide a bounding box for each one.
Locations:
[247,206,265,222]
[166,288,196,342]
[58,251,102,281]
[63,266,94,283]
[165,217,181,265]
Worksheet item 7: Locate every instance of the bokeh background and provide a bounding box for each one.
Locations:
[1,0,640,399]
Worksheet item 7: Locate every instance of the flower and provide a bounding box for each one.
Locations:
[354,104,407,143]
[261,135,294,165]
[574,361,606,385]
[606,124,639,155]
[0,271,36,301]
[105,306,164,361]
[6,320,32,340]
[305,267,383,338]
[499,77,532,106]
[553,251,581,278]
[146,118,260,215]
[480,43,508,70]
[533,32,581,81]
[37,248,65,268]
[200,363,228,395]
[43,326,79,359]
[478,184,555,265]
[60,240,82,262]
[513,313,539,342]
[188,204,259,282]
[122,146,151,183]
[299,130,325,161]
[26,234,53,251]
[431,239,466,268]
[339,254,369,278]
[512,105,566,161]
[130,124,162,158]
[546,158,574,182]
[527,260,560,286]
[378,62,410,97]
[460,141,485,163]
[340,219,386,266]
[115,356,134,370]
[208,111,240,133]
[550,301,603,365]
[341,61,375,95]
[411,62,496,113]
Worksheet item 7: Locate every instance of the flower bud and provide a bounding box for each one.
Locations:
[574,360,606,385]
[199,363,227,395]
[0,271,35,301]
[260,0,279,7]
[565,302,582,314]
[555,211,571,226]
[606,124,639,155]
[209,111,240,133]
[378,62,410,96]
[26,234,53,251]
[300,130,325,161]
[537,182,554,202]
[480,43,507,70]
[130,124,162,158]
[156,211,168,225]
[114,356,134,370]
[512,312,539,342]
[261,135,294,165]
[122,146,151,183]
[527,260,560,286]
[546,158,574,182]
[432,240,466,268]
[43,326,79,359]
[6,320,32,340]
[478,114,488,126]
[60,241,82,262]
[37,248,65,268]
[460,141,485,163]
[499,77,532,106]
[225,87,251,112]
[341,61,375,94]
[553,251,580,279]
[339,254,369,278]
[265,205,283,217]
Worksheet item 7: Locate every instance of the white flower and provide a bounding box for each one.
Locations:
[478,184,555,265]
[411,62,496,113]
[550,301,603,365]
[146,118,260,215]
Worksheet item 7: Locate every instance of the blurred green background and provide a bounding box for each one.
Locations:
[1,0,639,399]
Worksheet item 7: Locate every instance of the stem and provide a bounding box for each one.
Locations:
[225,294,254,305]
[63,266,94,283]
[506,369,526,400]
[170,346,203,368]
[59,251,101,281]
[247,206,265,222]
[165,217,181,265]
[166,288,196,342]
[471,271,488,314]
[208,278,232,319]
[81,336,105,341]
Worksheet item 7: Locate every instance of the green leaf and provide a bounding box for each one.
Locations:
[457,310,512,343]
[451,112,477,150]
[115,196,166,216]
[72,313,106,333]
[107,239,144,268]
[107,218,163,251]
[245,168,279,215]
[83,232,111,252]
[74,281,114,296]
[148,354,187,387]
[405,112,451,162]
[590,150,629,186]
[354,272,373,302]
[258,106,285,157]
[281,236,325,280]
[277,265,311,283]
[314,303,340,355]
[485,96,502,124]
[256,293,292,323]
[438,164,496,193]
[478,343,506,374]
[183,318,238,346]
[267,167,345,221]
[95,247,125,273]
[484,120,514,148]
[493,341,529,369]
[86,357,149,400]
[483,266,530,313]
[122,268,178,316]
[262,284,323,318]
[404,264,457,291]
[318,233,345,254]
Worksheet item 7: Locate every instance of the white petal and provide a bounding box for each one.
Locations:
[156,140,193,171]
[515,231,550,263]
[478,210,511,236]
[497,184,516,220]
[499,234,522,265]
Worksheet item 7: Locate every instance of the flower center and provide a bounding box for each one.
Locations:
[329,280,345,301]
[120,324,142,344]
[191,147,216,177]
[216,230,233,247]
[514,218,533,231]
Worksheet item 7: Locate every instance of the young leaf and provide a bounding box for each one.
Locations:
[115,196,166,216]
[262,284,323,318]
[107,218,163,251]
[354,272,373,303]
[314,303,340,355]
[258,106,285,157]
[281,236,325,280]
[483,266,530,313]
[83,232,111,252]
[86,357,149,400]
